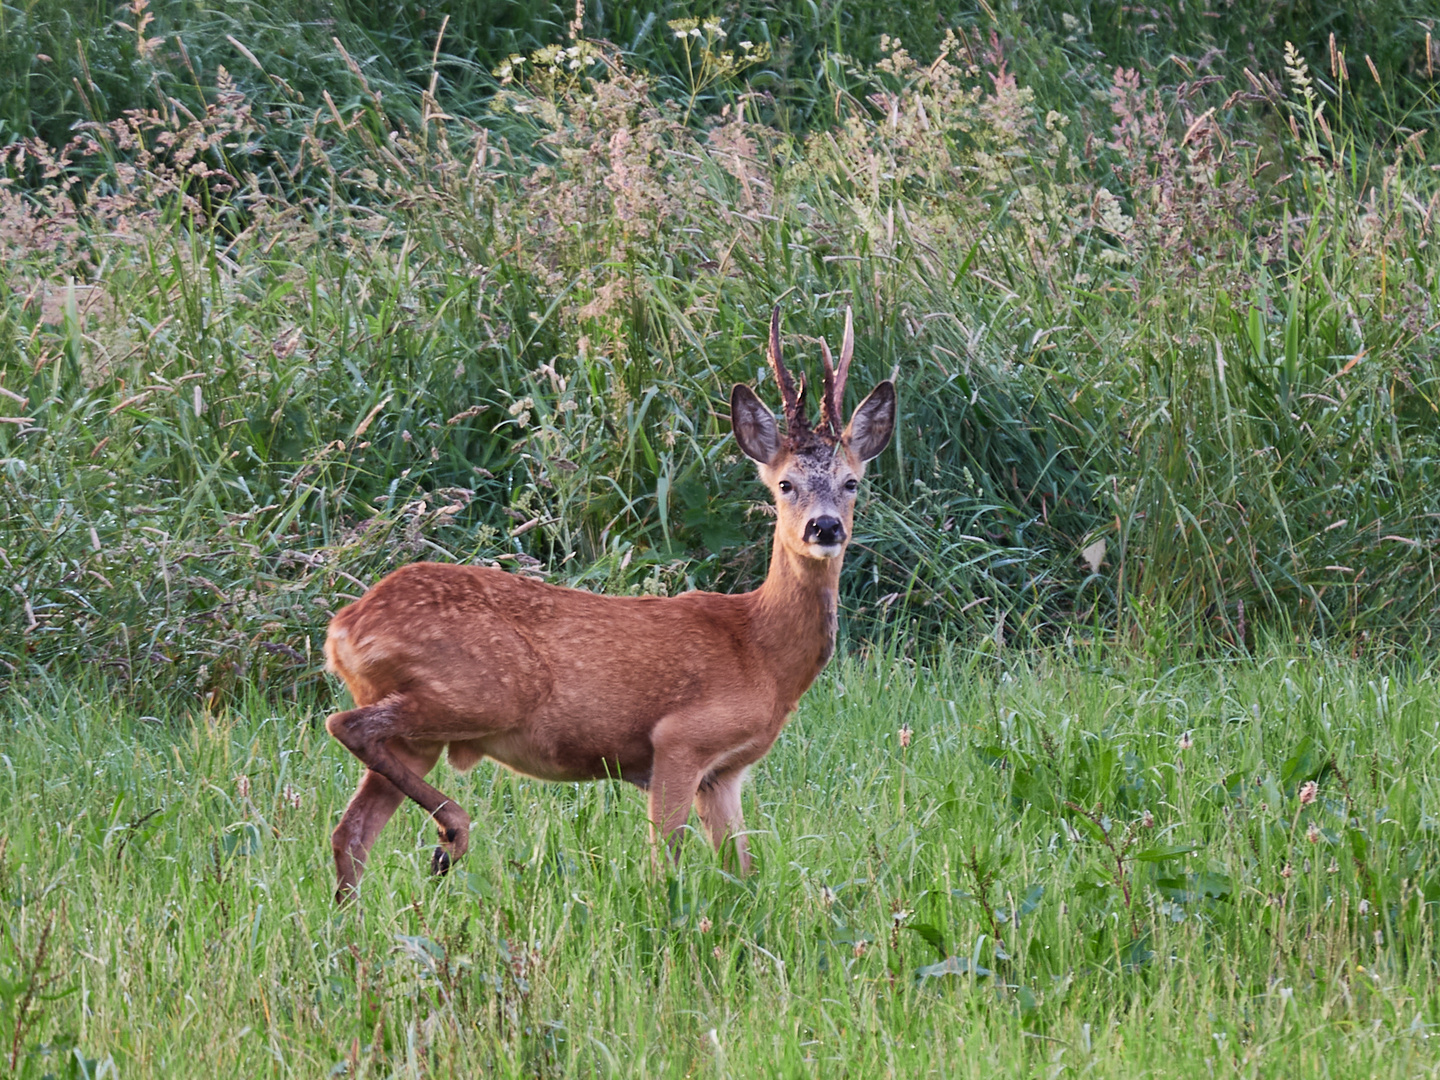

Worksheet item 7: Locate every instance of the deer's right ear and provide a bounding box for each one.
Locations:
[731,384,782,465]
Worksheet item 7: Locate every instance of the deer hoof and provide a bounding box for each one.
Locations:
[432,846,452,876]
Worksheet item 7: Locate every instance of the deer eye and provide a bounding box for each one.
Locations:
[778,480,794,494]
[844,478,858,492]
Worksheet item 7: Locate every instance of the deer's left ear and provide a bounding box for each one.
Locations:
[843,381,895,462]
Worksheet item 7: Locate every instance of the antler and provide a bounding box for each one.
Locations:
[818,306,854,436]
[768,306,811,437]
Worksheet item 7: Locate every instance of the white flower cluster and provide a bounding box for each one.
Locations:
[493,42,601,84]
[669,17,727,40]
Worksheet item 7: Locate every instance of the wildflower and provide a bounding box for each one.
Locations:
[698,916,712,933]
[1307,822,1321,843]
[236,774,251,800]
[712,945,724,960]
[898,724,912,749]
[1178,732,1193,751]
[1327,859,1339,874]
[1141,809,1155,829]
[1281,863,1294,879]
[1298,780,1318,805]
[283,783,301,810]
[852,941,867,958]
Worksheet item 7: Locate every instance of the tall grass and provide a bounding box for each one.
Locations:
[3,651,1440,1076]
[4,1,1434,148]
[1,2,1439,701]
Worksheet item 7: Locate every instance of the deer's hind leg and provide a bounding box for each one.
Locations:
[331,738,443,903]
[326,695,473,895]
[695,768,752,874]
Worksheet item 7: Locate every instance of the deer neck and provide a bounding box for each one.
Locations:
[750,534,843,705]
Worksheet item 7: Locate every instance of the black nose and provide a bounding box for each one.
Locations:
[805,516,845,546]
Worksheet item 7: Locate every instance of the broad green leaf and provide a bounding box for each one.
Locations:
[1130,843,1199,862]
[908,922,947,960]
[916,956,991,980]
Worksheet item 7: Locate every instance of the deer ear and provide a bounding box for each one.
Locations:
[731,384,782,465]
[843,380,895,462]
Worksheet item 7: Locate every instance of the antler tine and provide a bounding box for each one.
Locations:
[819,337,841,435]
[832,306,854,430]
[768,306,808,433]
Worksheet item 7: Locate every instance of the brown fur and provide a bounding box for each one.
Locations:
[323,309,895,901]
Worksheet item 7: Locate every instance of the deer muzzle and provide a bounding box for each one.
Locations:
[804,515,846,548]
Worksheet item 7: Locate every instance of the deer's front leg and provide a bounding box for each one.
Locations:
[695,768,752,874]
[645,739,703,866]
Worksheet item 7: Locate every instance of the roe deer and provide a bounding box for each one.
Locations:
[324,308,895,901]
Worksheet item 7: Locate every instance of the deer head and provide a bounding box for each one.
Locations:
[730,307,896,562]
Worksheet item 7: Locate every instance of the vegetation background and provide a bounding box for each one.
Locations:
[3,0,1440,1076]
[2,0,1439,698]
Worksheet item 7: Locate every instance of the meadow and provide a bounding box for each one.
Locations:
[6,652,1440,1077]
[2,0,1440,1075]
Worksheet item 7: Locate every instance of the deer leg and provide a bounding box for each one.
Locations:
[326,696,472,884]
[695,768,752,874]
[646,753,702,867]
[331,739,443,903]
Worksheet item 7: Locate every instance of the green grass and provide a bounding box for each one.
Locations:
[3,649,1440,1077]
[3,0,1434,150]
